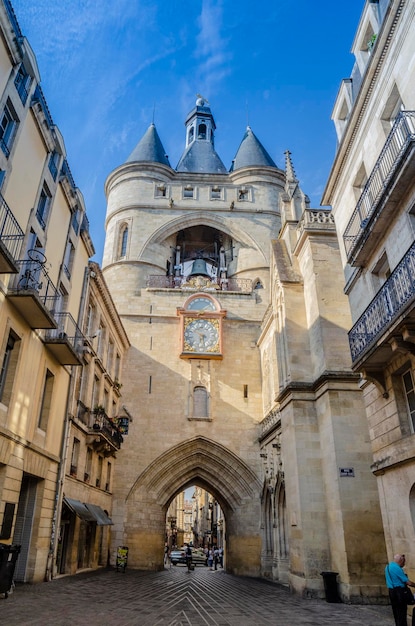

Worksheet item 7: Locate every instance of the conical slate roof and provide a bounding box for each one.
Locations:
[126,123,171,166]
[176,141,227,173]
[230,126,277,171]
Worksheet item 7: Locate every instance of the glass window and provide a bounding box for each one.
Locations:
[48,151,60,181]
[70,438,80,476]
[403,369,415,431]
[0,100,19,158]
[118,225,128,259]
[14,64,31,105]
[38,369,54,431]
[36,183,52,230]
[0,330,20,406]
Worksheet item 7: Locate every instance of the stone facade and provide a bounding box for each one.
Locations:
[102,97,387,599]
[323,0,415,604]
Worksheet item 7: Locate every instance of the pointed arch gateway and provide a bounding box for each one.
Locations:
[124,436,262,576]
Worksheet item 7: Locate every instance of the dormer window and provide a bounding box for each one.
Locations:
[183,185,194,199]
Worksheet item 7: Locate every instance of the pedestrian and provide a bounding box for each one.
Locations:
[385,553,415,626]
[164,543,169,566]
[219,546,223,568]
[207,548,214,570]
[185,544,192,572]
[214,546,219,570]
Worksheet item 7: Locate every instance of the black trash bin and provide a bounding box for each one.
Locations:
[0,543,21,598]
[320,571,341,603]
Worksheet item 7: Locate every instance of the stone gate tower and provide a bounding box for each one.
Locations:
[101,97,387,598]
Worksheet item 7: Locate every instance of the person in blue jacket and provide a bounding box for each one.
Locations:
[385,554,415,626]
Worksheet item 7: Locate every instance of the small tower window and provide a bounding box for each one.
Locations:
[198,123,207,140]
[211,186,222,200]
[238,187,250,201]
[117,224,128,259]
[193,385,208,418]
[188,126,194,144]
[155,183,167,198]
[183,185,194,199]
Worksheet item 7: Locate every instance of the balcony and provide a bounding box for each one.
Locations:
[87,409,123,455]
[7,254,58,329]
[348,240,415,369]
[43,312,84,365]
[147,275,252,293]
[344,111,415,266]
[0,194,24,273]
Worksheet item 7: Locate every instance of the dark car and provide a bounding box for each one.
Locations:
[170,547,207,566]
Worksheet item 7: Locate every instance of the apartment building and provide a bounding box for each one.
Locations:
[323,0,415,589]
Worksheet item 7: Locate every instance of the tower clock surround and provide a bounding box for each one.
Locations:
[178,293,226,359]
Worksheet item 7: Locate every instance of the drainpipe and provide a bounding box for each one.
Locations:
[45,265,91,580]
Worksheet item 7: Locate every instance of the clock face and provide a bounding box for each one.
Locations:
[184,318,219,353]
[187,297,216,312]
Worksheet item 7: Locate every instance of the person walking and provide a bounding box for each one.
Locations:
[185,544,193,572]
[385,554,415,626]
[207,548,214,570]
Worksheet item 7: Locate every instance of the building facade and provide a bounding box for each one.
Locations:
[323,0,415,596]
[102,94,387,599]
[55,261,129,576]
[0,0,95,582]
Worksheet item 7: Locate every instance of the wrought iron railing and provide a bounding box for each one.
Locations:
[11,258,59,312]
[91,410,123,450]
[44,312,84,351]
[348,240,415,362]
[0,194,24,261]
[146,275,252,293]
[344,111,415,260]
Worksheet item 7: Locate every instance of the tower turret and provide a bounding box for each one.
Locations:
[176,96,227,173]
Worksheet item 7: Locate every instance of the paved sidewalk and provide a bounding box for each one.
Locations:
[0,565,393,626]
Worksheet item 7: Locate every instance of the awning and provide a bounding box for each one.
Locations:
[84,503,113,526]
[63,497,96,522]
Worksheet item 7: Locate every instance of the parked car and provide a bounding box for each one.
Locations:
[170,547,207,566]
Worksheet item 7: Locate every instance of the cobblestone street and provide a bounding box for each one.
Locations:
[0,565,393,626]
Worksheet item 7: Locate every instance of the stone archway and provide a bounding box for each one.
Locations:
[124,436,262,576]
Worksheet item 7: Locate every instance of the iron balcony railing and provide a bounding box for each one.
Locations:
[91,410,123,450]
[0,194,24,261]
[348,240,415,362]
[11,258,59,312]
[344,111,415,260]
[147,275,252,293]
[44,312,84,351]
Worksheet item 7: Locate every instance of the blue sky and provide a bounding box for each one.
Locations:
[11,0,364,262]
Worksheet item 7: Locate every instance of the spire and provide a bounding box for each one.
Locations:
[126,123,171,167]
[230,126,277,171]
[281,149,310,222]
[176,96,227,173]
[284,150,298,184]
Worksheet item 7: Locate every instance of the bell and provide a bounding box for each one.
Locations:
[188,258,210,278]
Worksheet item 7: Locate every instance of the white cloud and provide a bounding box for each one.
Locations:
[194,0,232,97]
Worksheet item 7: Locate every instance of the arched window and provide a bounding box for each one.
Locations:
[193,386,208,418]
[198,123,207,140]
[118,225,128,259]
[188,126,194,144]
